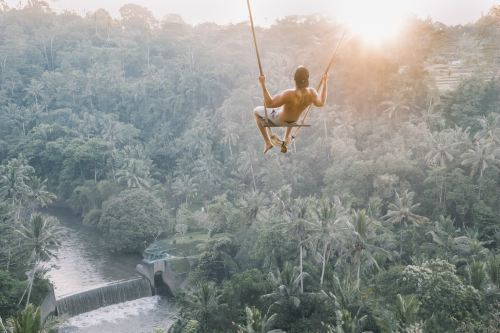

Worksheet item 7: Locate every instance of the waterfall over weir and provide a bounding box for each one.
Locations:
[56,277,152,316]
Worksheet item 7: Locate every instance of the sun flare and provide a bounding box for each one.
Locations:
[336,0,408,45]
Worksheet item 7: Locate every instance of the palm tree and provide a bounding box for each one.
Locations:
[322,275,367,333]
[263,262,304,310]
[222,121,239,157]
[15,214,61,308]
[425,131,459,168]
[116,158,152,189]
[310,197,351,286]
[275,197,313,293]
[461,140,500,198]
[474,113,500,144]
[351,209,388,288]
[236,307,284,333]
[383,190,426,226]
[461,140,499,179]
[25,80,43,109]
[486,255,500,288]
[5,304,57,333]
[171,174,198,204]
[25,176,56,212]
[383,190,426,258]
[380,97,410,123]
[0,159,35,221]
[395,294,420,330]
[182,282,222,332]
[237,150,258,192]
[0,316,7,333]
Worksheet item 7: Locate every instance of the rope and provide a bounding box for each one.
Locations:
[246,0,269,121]
[291,32,347,141]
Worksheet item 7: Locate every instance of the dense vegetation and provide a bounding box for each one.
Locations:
[0,1,499,332]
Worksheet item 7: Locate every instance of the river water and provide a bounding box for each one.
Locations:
[45,207,175,333]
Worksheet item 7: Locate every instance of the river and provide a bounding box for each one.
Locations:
[44,207,175,333]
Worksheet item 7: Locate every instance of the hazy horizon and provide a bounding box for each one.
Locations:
[5,0,500,26]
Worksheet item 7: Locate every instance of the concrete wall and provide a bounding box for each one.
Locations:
[40,286,57,323]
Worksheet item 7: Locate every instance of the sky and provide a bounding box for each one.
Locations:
[5,0,500,26]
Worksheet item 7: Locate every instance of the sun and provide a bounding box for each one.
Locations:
[336,0,408,45]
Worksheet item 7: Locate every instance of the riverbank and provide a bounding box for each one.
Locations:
[43,207,175,332]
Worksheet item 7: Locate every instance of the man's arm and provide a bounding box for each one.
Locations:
[259,75,289,108]
[312,73,328,107]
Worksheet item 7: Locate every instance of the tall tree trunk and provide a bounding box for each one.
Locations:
[0,315,7,333]
[356,259,361,289]
[320,242,328,286]
[250,162,257,192]
[299,244,304,294]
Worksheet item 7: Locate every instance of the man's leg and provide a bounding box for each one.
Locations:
[253,107,274,154]
[284,127,293,144]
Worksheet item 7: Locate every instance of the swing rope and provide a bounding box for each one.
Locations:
[246,0,269,122]
[291,32,347,141]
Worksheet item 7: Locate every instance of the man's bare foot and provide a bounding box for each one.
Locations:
[280,142,288,153]
[264,143,274,154]
[270,133,282,146]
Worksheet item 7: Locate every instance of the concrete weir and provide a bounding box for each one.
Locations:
[56,277,153,317]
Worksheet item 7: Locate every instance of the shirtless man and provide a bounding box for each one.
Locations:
[254,66,328,154]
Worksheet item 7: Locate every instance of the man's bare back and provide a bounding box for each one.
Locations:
[274,87,325,123]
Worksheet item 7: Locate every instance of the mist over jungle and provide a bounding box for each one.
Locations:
[0,2,500,332]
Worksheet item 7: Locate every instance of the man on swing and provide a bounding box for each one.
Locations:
[254,66,329,154]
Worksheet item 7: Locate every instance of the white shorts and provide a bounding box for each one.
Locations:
[254,106,285,126]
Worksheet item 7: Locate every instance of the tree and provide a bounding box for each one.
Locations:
[236,306,284,333]
[116,157,153,189]
[384,190,427,258]
[181,282,222,332]
[425,130,459,168]
[98,189,165,252]
[15,214,60,308]
[310,197,351,286]
[5,304,57,333]
[461,140,499,179]
[171,174,197,204]
[384,190,426,226]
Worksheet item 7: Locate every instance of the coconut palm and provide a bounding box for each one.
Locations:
[383,190,426,226]
[237,150,258,192]
[25,176,56,212]
[461,140,500,179]
[15,214,61,308]
[222,121,239,157]
[351,209,389,288]
[25,80,43,109]
[486,255,500,288]
[236,307,284,333]
[116,158,152,189]
[275,197,314,293]
[263,262,304,310]
[474,113,500,144]
[425,130,459,168]
[182,282,222,332]
[380,97,410,123]
[395,294,420,330]
[310,197,351,286]
[384,190,426,258]
[5,304,57,333]
[171,174,198,204]
[0,159,35,221]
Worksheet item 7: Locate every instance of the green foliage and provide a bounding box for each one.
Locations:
[0,270,25,318]
[5,304,57,333]
[0,3,499,332]
[400,259,482,331]
[99,189,166,253]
